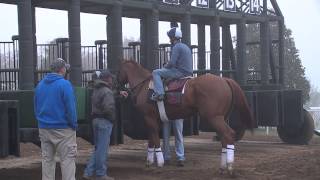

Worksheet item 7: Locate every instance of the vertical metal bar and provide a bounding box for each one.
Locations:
[13,36,19,89]
[68,0,82,86]
[137,45,140,64]
[263,0,268,15]
[0,43,2,90]
[47,45,50,72]
[95,44,98,70]
[260,20,270,85]
[12,38,16,89]
[198,23,206,74]
[61,39,68,61]
[104,44,107,68]
[222,24,230,77]
[92,47,94,70]
[209,0,217,9]
[132,45,137,61]
[236,18,247,85]
[32,4,38,85]
[17,0,35,90]
[140,17,147,67]
[0,43,2,70]
[269,42,277,84]
[278,19,285,85]
[7,43,11,68]
[8,43,11,89]
[87,47,89,71]
[228,28,236,78]
[99,45,104,69]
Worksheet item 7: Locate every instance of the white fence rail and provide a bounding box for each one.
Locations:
[308,109,320,130]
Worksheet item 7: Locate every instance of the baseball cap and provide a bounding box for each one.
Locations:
[167,27,182,39]
[92,70,114,80]
[50,58,70,72]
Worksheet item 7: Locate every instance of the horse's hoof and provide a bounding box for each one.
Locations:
[176,160,184,167]
[146,162,153,168]
[227,169,236,178]
[157,163,164,168]
[219,168,226,175]
[226,164,236,178]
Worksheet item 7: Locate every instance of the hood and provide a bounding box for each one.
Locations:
[43,73,64,84]
[93,79,112,89]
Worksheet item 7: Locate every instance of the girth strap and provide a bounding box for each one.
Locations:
[156,101,169,122]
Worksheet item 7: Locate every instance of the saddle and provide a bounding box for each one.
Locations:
[149,77,192,105]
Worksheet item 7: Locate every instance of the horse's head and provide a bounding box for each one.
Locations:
[117,60,140,86]
[117,61,128,86]
[117,59,151,89]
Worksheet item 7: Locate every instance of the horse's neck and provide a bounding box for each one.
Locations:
[127,66,151,88]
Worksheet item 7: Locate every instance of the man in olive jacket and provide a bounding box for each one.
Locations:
[83,70,116,180]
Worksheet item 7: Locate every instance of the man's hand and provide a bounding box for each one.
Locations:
[119,91,129,98]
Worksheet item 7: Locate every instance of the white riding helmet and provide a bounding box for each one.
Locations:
[167,27,182,39]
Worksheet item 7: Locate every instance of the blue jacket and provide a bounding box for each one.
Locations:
[34,73,78,130]
[165,42,193,76]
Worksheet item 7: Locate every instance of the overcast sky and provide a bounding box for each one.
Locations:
[0,0,319,87]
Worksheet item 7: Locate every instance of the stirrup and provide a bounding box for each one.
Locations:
[150,93,164,101]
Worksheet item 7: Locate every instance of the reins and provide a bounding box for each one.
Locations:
[126,76,152,103]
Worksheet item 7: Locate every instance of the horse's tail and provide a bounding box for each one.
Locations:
[226,79,255,131]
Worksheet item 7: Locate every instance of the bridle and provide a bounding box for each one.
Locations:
[116,71,152,103]
[128,76,152,95]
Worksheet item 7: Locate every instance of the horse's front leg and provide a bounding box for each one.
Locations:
[145,116,164,167]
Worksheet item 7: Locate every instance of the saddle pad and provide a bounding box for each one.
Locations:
[149,77,192,92]
[166,78,189,92]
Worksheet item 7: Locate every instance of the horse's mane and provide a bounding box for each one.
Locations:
[121,59,140,67]
[121,59,151,75]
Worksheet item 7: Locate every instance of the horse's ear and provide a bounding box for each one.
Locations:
[120,59,130,66]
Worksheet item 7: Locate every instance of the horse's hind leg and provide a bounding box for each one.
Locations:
[209,116,235,176]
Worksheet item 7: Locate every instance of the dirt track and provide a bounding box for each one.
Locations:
[1,130,320,180]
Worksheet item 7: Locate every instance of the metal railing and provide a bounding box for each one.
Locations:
[0,41,19,90]
[1,38,267,90]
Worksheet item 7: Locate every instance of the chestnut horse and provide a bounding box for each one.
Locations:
[117,60,254,174]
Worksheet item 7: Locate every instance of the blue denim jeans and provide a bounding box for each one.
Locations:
[162,119,185,161]
[84,118,113,177]
[152,68,184,96]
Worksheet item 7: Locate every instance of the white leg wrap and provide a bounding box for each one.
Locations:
[220,148,227,169]
[226,145,235,164]
[147,148,155,165]
[155,147,164,167]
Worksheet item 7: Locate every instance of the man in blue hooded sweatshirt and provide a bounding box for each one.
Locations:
[34,58,77,180]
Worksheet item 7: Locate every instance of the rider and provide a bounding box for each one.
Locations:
[151,27,193,101]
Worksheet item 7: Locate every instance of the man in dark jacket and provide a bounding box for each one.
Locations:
[83,70,116,180]
[34,58,77,180]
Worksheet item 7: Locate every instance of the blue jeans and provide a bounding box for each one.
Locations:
[152,68,184,96]
[84,118,113,177]
[162,119,185,161]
